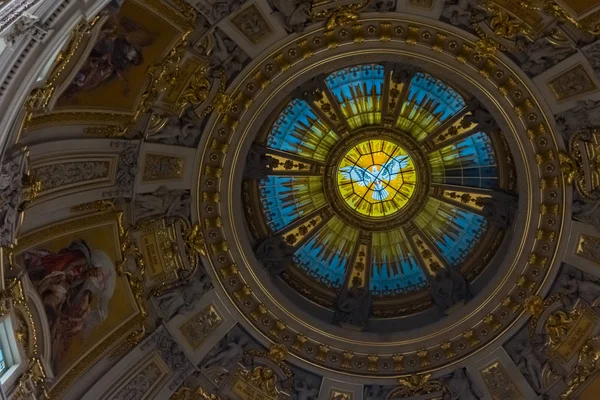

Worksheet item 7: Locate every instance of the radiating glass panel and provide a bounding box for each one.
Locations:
[396,72,466,141]
[266,98,339,161]
[293,216,359,288]
[428,132,498,189]
[0,346,5,375]
[326,64,385,129]
[415,197,488,267]
[259,176,326,232]
[370,229,427,297]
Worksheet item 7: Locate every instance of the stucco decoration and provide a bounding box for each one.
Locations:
[155,264,213,321]
[135,187,191,221]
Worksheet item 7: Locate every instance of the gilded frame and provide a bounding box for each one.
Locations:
[24,0,196,134]
[14,210,147,398]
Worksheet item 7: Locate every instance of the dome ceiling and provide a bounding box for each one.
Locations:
[2,0,600,399]
[244,63,514,321]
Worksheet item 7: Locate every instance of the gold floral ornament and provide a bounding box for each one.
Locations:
[268,343,288,363]
[176,61,211,108]
[475,37,498,58]
[310,0,370,30]
[15,357,49,399]
[560,130,600,199]
[524,295,544,317]
[488,6,522,39]
[246,366,279,397]
[185,224,207,257]
[518,0,600,36]
[389,374,446,398]
[560,335,600,399]
[546,309,578,346]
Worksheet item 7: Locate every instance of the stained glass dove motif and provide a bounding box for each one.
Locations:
[340,156,409,201]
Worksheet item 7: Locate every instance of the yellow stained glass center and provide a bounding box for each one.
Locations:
[337,139,417,217]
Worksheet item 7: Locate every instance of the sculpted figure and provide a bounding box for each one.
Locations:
[202,330,250,372]
[429,266,468,311]
[209,30,248,81]
[293,378,319,400]
[479,190,518,229]
[462,97,497,133]
[556,264,600,305]
[194,0,244,24]
[333,281,372,328]
[155,266,213,320]
[443,368,483,400]
[0,157,24,247]
[506,331,544,392]
[442,0,483,27]
[147,114,203,147]
[520,38,574,77]
[269,0,311,32]
[556,99,600,138]
[135,187,191,220]
[364,385,387,400]
[367,0,396,11]
[255,236,294,275]
[245,145,276,180]
[573,189,600,232]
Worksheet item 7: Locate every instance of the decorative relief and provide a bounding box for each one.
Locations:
[577,234,600,264]
[179,304,222,350]
[269,0,312,32]
[109,142,140,198]
[547,64,597,102]
[135,186,191,221]
[140,327,195,391]
[111,354,170,400]
[409,0,435,9]
[0,0,43,33]
[1,12,49,48]
[142,154,185,182]
[231,4,274,45]
[388,374,446,398]
[556,99,600,137]
[0,151,39,247]
[480,361,524,400]
[32,160,111,192]
[329,389,353,399]
[582,39,600,79]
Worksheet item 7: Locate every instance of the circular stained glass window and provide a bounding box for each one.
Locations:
[337,139,417,217]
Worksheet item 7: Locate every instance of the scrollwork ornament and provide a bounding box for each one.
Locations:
[560,129,600,200]
[389,374,447,398]
[24,17,101,121]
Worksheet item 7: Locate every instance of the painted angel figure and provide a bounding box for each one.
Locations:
[65,5,156,97]
[339,155,408,201]
[24,239,116,370]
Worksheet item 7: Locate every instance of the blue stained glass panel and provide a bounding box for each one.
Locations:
[0,347,6,374]
[325,64,385,129]
[293,216,359,289]
[397,73,466,141]
[429,132,498,189]
[370,229,427,297]
[266,98,339,161]
[415,197,488,267]
[259,176,326,232]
